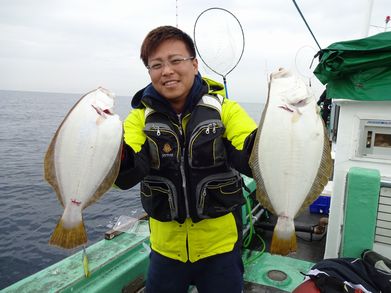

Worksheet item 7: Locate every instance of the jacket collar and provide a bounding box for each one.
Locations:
[131,73,206,115]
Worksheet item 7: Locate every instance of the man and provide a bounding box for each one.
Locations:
[115,25,257,293]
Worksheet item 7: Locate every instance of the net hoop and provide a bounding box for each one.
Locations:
[193,7,245,79]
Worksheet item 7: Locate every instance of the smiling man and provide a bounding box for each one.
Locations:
[115,26,257,293]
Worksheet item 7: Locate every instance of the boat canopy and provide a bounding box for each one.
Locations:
[313,31,391,101]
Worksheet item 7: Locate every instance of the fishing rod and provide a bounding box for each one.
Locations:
[292,0,322,50]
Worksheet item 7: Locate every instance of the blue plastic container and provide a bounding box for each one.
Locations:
[309,196,331,214]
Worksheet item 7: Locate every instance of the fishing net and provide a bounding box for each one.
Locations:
[193,7,245,98]
[295,45,319,86]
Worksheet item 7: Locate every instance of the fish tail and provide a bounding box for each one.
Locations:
[49,219,87,249]
[270,216,297,255]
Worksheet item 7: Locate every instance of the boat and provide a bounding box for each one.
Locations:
[3,32,391,293]
[1,174,323,293]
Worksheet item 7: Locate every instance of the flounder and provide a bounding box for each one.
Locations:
[44,87,123,249]
[249,68,332,255]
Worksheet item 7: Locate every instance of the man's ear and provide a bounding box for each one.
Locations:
[193,58,199,74]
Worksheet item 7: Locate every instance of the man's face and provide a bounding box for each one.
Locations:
[147,39,198,106]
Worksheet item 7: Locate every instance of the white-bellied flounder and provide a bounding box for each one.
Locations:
[249,69,332,255]
[44,87,123,249]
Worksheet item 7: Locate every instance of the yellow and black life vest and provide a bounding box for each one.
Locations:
[141,94,245,223]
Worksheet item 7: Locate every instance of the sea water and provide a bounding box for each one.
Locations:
[0,89,264,289]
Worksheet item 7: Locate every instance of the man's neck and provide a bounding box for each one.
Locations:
[170,100,185,114]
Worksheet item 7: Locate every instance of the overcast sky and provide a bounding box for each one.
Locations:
[0,0,389,103]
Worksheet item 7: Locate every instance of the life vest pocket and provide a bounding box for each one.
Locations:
[189,120,226,169]
[196,171,245,218]
[141,176,178,222]
[144,123,180,170]
[145,137,160,169]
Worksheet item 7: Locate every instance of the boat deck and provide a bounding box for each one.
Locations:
[241,210,327,292]
[187,210,328,293]
[3,177,329,293]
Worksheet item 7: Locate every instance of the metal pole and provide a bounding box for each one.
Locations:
[362,0,374,37]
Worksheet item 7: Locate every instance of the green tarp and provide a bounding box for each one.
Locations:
[313,32,391,101]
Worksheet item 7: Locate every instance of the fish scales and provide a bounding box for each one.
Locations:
[249,68,332,255]
[44,87,123,249]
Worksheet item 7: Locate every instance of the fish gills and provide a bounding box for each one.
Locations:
[45,87,122,249]
[249,68,332,255]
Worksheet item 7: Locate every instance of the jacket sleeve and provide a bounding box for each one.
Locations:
[221,100,258,177]
[115,108,150,189]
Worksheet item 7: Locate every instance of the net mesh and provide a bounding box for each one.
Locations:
[194,7,245,78]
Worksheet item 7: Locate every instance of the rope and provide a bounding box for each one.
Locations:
[292,0,321,50]
[243,195,266,265]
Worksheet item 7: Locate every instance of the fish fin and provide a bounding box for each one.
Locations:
[270,217,297,255]
[49,219,87,249]
[298,122,333,215]
[255,186,275,214]
[44,130,65,207]
[249,79,276,214]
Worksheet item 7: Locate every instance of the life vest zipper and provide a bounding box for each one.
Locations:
[189,121,220,161]
[150,124,180,161]
[177,115,190,218]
